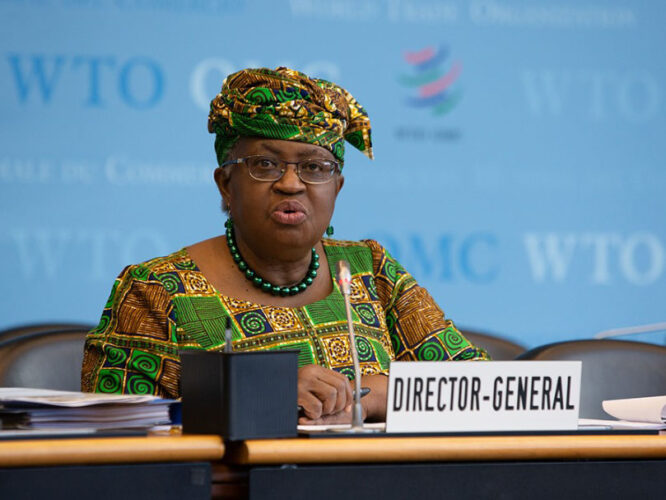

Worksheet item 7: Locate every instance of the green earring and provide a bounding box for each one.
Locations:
[326,225,334,237]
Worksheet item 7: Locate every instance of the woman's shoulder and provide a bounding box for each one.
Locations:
[113,248,219,300]
[120,248,194,277]
[113,248,205,292]
[322,238,384,250]
[322,238,394,274]
[322,238,382,257]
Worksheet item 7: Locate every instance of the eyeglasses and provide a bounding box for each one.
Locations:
[221,155,340,185]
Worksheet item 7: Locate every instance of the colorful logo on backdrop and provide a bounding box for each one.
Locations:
[399,45,463,116]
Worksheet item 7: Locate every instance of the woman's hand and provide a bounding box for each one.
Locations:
[297,366,389,425]
[297,365,353,422]
[298,401,367,426]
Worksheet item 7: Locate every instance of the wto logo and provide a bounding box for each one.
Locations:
[399,45,463,116]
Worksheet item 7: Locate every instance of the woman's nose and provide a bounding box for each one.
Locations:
[273,163,306,191]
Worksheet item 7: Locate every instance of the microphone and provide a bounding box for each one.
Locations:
[335,260,373,432]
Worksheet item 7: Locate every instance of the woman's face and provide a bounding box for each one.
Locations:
[215,137,344,255]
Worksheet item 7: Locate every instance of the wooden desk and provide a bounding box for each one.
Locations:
[2,433,665,499]
[0,434,224,500]
[229,433,666,464]
[222,433,666,500]
[0,434,224,467]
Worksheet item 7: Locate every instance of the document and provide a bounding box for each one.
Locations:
[578,418,666,431]
[0,387,176,430]
[578,395,666,431]
[298,422,386,433]
[602,395,666,424]
[0,387,163,407]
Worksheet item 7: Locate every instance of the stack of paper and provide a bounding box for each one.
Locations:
[0,387,177,431]
[579,395,666,430]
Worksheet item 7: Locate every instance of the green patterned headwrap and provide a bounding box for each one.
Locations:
[207,67,373,166]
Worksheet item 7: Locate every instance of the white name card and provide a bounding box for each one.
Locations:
[386,361,581,433]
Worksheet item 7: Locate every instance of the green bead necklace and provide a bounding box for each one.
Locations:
[225,219,319,296]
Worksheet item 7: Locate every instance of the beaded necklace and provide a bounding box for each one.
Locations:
[224,219,319,296]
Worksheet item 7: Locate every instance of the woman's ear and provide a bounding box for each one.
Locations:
[214,167,232,207]
[335,173,345,195]
[214,137,244,209]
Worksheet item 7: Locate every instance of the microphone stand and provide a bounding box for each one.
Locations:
[224,316,233,353]
[335,260,378,434]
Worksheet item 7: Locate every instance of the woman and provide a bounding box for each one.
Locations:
[81,67,488,425]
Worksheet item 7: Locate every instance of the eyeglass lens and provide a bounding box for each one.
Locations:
[246,156,337,184]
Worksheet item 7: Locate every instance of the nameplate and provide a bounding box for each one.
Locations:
[386,361,581,433]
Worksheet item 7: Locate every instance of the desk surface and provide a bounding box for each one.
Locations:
[228,433,666,465]
[2,432,666,468]
[0,434,224,468]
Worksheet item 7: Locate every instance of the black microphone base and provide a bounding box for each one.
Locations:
[180,350,298,440]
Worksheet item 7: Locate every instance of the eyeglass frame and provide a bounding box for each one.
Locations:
[219,155,341,185]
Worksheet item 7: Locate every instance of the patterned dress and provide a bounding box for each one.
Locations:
[81,239,488,398]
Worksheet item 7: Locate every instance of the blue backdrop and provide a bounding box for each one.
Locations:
[2,0,665,347]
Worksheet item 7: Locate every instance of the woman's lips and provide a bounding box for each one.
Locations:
[271,200,307,225]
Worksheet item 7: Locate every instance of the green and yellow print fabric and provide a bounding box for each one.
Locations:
[81,240,488,398]
[207,67,373,165]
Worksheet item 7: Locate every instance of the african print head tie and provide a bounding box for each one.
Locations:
[207,67,373,166]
